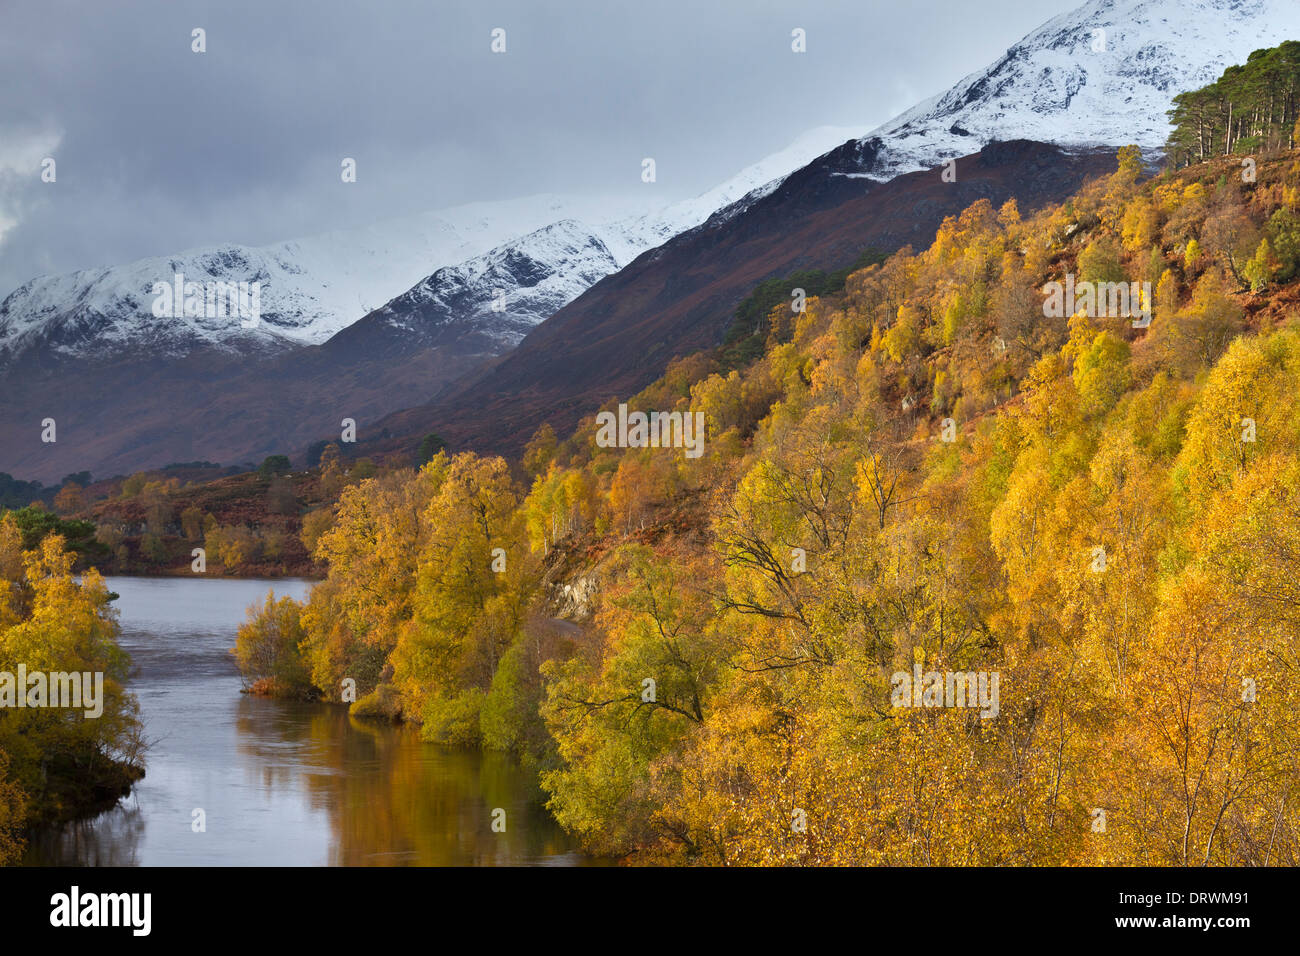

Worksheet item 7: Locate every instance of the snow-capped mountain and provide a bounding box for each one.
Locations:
[377,0,1300,463]
[8,0,1298,484]
[0,126,862,367]
[649,124,867,233]
[337,219,636,356]
[340,125,868,356]
[843,0,1300,182]
[0,193,646,363]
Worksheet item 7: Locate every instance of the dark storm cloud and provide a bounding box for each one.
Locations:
[0,0,1079,295]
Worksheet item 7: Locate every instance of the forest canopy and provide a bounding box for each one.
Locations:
[1167,40,1300,165]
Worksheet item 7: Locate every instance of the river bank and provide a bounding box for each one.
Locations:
[23,576,586,866]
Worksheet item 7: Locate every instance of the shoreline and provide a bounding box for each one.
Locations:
[96,569,325,583]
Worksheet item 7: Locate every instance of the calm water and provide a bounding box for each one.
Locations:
[24,576,586,866]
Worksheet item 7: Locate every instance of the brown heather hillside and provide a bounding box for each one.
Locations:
[76,467,330,578]
[361,140,1116,462]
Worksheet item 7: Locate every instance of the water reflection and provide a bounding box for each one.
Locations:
[25,803,145,867]
[24,576,587,866]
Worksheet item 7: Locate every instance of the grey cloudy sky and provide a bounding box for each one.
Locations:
[0,0,1080,296]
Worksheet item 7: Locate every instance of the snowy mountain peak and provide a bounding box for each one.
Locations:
[7,0,1295,369]
[0,193,646,362]
[856,0,1300,181]
[0,127,865,366]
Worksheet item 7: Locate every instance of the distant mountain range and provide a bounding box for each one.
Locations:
[355,0,1300,459]
[363,139,1116,459]
[0,126,864,367]
[0,127,862,480]
[3,0,1299,481]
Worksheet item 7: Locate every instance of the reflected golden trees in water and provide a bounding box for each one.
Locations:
[23,802,145,866]
[233,698,583,866]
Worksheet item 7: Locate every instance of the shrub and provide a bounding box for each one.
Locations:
[232,593,315,698]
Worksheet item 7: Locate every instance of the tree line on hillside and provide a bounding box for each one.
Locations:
[1167,41,1300,165]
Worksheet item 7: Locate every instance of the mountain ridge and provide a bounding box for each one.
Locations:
[0,126,865,369]
[354,0,1300,462]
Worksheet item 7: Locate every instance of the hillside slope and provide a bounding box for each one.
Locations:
[362,0,1300,459]
[368,141,1115,455]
